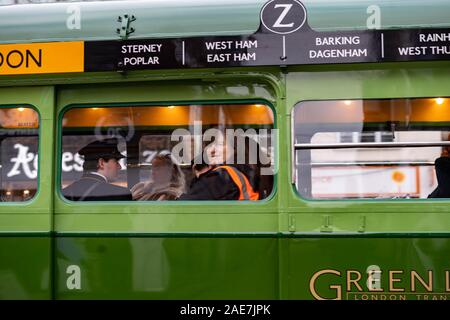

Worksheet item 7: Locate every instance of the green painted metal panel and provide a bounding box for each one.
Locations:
[54,236,449,300]
[1,0,450,44]
[54,75,283,233]
[0,86,54,231]
[284,63,450,233]
[0,87,53,299]
[281,237,450,300]
[56,237,279,299]
[0,237,51,299]
[55,214,279,234]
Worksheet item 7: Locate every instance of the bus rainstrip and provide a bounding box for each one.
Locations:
[0,0,449,300]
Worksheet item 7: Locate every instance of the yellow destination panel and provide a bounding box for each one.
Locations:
[0,41,84,75]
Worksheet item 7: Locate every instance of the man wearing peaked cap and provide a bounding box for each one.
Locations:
[62,138,133,201]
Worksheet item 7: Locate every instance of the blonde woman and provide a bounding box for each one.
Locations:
[131,150,185,201]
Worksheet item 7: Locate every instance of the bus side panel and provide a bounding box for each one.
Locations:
[55,237,279,299]
[281,237,450,300]
[0,237,51,299]
[0,86,54,299]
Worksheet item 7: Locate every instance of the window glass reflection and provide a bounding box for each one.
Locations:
[61,104,275,201]
[0,107,39,202]
[293,98,450,199]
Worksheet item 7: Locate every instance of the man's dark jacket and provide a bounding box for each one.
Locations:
[62,173,132,201]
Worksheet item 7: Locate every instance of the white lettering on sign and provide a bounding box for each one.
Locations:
[3,143,139,179]
[62,152,84,172]
[123,56,160,66]
[398,46,428,56]
[204,39,258,64]
[430,46,450,54]
[260,0,306,35]
[315,36,361,46]
[207,53,231,62]
[233,52,256,61]
[205,41,234,50]
[121,44,162,54]
[205,40,258,50]
[6,144,85,179]
[7,144,38,179]
[309,49,368,59]
[419,33,450,42]
[120,44,163,67]
[207,52,256,63]
[235,40,258,49]
[273,4,294,28]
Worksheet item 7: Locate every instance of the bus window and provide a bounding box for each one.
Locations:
[0,107,39,202]
[60,104,274,201]
[293,98,450,200]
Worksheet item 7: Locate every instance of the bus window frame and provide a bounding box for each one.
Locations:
[0,104,41,204]
[291,97,450,202]
[57,100,278,205]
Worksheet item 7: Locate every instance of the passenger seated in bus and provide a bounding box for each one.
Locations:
[192,157,211,179]
[179,157,212,197]
[131,150,185,201]
[178,134,259,201]
[428,145,450,198]
[62,138,133,201]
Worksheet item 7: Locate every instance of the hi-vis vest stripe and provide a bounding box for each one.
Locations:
[0,42,84,75]
[214,165,259,201]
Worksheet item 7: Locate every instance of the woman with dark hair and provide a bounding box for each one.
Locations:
[131,150,185,201]
[178,131,259,201]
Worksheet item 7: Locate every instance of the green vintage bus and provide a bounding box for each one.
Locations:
[0,0,449,300]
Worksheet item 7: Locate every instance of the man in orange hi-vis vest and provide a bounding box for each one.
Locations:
[178,135,259,201]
